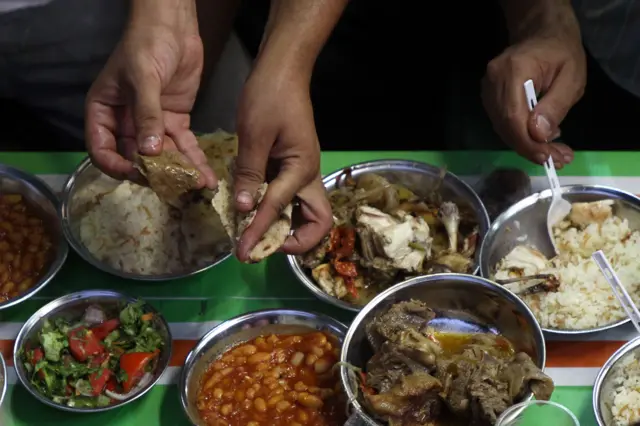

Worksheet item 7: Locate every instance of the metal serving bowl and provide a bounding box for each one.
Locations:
[479,185,640,335]
[593,336,640,426]
[60,157,231,281]
[0,164,68,310]
[340,273,547,426]
[0,351,7,408]
[287,159,491,312]
[13,290,172,413]
[180,309,348,426]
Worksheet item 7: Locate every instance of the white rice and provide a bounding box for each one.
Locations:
[609,351,640,426]
[495,216,640,330]
[78,181,184,275]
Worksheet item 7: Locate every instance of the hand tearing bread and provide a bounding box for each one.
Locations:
[212,178,293,263]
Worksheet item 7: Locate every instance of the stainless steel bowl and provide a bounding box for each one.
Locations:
[0,164,68,310]
[0,351,7,408]
[479,185,640,334]
[593,336,640,426]
[340,273,547,426]
[13,290,172,413]
[60,157,231,281]
[287,159,491,312]
[180,309,348,426]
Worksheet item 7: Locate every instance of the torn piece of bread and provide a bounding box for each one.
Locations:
[211,178,293,262]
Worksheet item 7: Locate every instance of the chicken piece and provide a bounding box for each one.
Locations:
[311,263,347,298]
[568,199,614,227]
[495,245,549,279]
[438,201,460,252]
[355,206,432,272]
[432,252,473,273]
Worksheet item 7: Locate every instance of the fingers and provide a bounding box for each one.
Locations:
[86,86,138,181]
[131,72,165,156]
[236,161,308,261]
[482,68,552,165]
[233,130,272,214]
[282,178,333,255]
[528,64,585,143]
[166,117,217,188]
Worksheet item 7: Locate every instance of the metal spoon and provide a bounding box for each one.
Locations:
[592,250,640,334]
[524,80,571,256]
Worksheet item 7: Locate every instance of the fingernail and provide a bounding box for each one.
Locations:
[141,135,160,151]
[236,190,253,205]
[564,155,572,164]
[554,162,562,169]
[536,114,552,139]
[550,129,562,141]
[535,153,548,164]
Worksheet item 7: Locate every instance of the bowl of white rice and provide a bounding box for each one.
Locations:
[60,157,232,281]
[479,185,640,335]
[593,336,640,426]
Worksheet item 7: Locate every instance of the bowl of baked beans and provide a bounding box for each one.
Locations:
[0,164,67,309]
[179,309,349,426]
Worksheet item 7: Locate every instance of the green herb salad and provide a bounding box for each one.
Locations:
[19,300,166,408]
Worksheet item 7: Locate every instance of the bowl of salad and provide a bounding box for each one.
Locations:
[13,290,172,412]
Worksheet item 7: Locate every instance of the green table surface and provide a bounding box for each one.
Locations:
[0,150,638,426]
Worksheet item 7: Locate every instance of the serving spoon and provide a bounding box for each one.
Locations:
[524,80,571,257]
[592,250,640,334]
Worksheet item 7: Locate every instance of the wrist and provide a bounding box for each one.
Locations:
[130,0,198,32]
[502,0,580,43]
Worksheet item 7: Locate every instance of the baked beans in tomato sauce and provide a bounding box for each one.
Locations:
[196,331,347,426]
[0,194,53,302]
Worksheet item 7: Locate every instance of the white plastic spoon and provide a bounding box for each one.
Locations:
[524,80,571,256]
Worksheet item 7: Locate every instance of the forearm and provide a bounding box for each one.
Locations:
[256,0,349,82]
[499,0,580,42]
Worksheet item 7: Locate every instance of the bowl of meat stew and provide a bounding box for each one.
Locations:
[340,273,553,426]
[288,160,491,312]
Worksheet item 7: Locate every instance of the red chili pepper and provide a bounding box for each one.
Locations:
[333,259,358,278]
[90,319,120,341]
[119,350,159,393]
[344,277,359,298]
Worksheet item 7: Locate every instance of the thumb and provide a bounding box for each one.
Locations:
[233,133,270,213]
[528,66,580,143]
[132,76,165,156]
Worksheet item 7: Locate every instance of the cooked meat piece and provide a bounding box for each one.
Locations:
[468,354,511,425]
[502,352,555,401]
[366,371,442,422]
[355,205,432,272]
[298,236,330,269]
[396,329,441,366]
[438,201,460,252]
[367,343,415,394]
[366,300,437,349]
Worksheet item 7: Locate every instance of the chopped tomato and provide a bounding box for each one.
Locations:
[30,347,45,380]
[120,351,158,393]
[68,327,103,362]
[344,277,358,298]
[90,319,120,340]
[105,377,118,392]
[88,368,111,396]
[333,258,358,278]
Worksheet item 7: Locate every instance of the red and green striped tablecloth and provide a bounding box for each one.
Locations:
[0,150,638,426]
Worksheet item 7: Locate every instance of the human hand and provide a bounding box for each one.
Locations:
[482,26,586,168]
[232,66,333,262]
[85,0,215,187]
